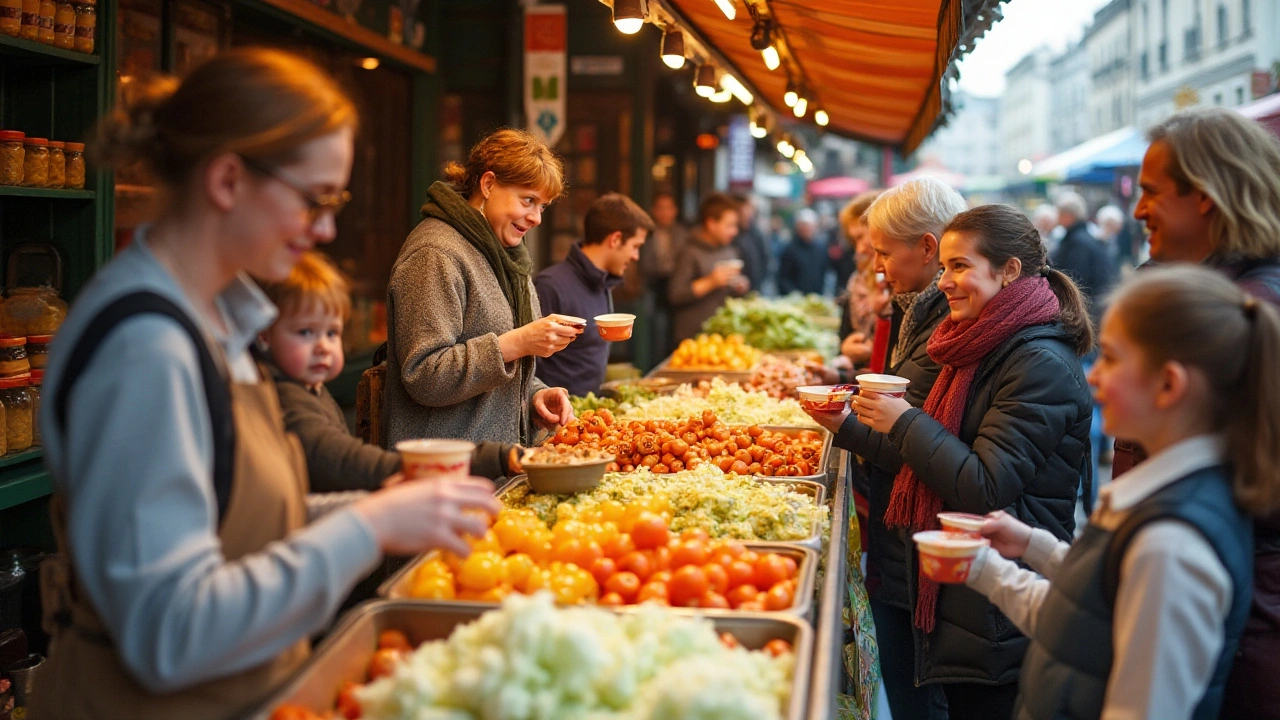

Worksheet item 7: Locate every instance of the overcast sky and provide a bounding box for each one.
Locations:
[956,0,1114,98]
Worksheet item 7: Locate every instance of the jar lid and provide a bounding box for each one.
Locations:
[0,337,27,348]
[29,369,43,385]
[64,142,84,151]
[23,138,48,147]
[26,334,54,343]
[48,141,65,149]
[0,131,25,142]
[0,374,30,389]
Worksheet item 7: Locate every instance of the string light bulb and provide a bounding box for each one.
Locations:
[709,87,732,103]
[762,46,780,70]
[815,108,829,126]
[612,0,646,34]
[720,73,753,105]
[784,79,798,107]
[713,0,736,21]
[694,64,718,97]
[660,29,686,69]
[749,18,779,70]
[793,96,808,118]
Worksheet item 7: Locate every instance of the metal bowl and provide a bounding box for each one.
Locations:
[520,456,614,494]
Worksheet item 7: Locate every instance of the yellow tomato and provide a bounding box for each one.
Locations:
[457,551,506,591]
[503,553,536,590]
[410,574,456,600]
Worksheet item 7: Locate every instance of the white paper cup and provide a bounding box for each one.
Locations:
[856,373,911,399]
[937,512,987,538]
[716,259,745,273]
[551,314,586,330]
[912,530,989,583]
[594,313,636,341]
[396,439,475,479]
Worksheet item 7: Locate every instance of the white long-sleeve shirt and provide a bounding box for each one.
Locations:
[41,236,382,692]
[967,435,1233,720]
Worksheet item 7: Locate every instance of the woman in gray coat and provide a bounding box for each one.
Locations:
[385,129,579,446]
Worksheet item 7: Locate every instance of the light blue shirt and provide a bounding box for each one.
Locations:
[40,235,380,692]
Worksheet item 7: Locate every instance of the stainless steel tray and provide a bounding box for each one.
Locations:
[253,600,814,720]
[646,357,757,385]
[379,544,820,619]
[756,425,832,485]
[497,474,827,551]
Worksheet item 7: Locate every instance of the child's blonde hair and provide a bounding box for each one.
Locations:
[260,251,351,321]
[1109,266,1280,515]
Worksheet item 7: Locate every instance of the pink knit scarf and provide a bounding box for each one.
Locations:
[884,275,1060,631]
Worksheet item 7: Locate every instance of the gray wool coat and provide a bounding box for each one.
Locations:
[384,217,549,447]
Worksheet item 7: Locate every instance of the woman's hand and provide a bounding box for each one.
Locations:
[354,476,500,556]
[979,510,1033,560]
[803,406,850,435]
[532,387,574,427]
[852,390,911,434]
[806,362,841,385]
[499,317,580,362]
[841,332,872,365]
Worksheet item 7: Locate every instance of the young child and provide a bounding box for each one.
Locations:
[259,251,519,491]
[961,265,1280,719]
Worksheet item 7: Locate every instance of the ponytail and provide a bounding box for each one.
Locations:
[1043,267,1095,356]
[1227,297,1280,514]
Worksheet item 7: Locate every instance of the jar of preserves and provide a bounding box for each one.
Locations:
[0,375,33,454]
[0,131,23,186]
[51,0,71,47]
[71,0,91,53]
[18,0,35,39]
[36,0,51,43]
[25,335,51,370]
[20,138,47,188]
[46,140,64,188]
[0,338,30,378]
[64,142,84,188]
[0,0,21,36]
[0,288,66,337]
[28,369,40,447]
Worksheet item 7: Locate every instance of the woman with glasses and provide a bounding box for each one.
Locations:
[384,128,578,447]
[30,49,500,720]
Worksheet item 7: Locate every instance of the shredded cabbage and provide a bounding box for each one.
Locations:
[618,378,817,428]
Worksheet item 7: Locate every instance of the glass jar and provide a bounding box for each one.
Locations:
[20,138,47,188]
[0,288,66,337]
[18,0,35,39]
[0,131,23,186]
[63,142,84,188]
[35,0,50,43]
[0,338,29,378]
[71,0,91,53]
[0,0,21,36]
[25,335,51,370]
[46,140,64,188]
[28,369,40,447]
[51,0,71,47]
[0,375,33,454]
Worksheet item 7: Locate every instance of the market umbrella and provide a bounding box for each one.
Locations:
[807,176,872,198]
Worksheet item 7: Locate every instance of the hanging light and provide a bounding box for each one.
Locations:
[713,0,736,21]
[720,73,753,105]
[660,29,686,69]
[795,149,813,174]
[761,46,780,71]
[750,19,780,71]
[613,0,646,34]
[793,96,808,118]
[777,138,795,158]
[694,64,718,97]
[750,119,768,138]
[709,87,732,103]
[783,79,798,107]
[815,108,829,126]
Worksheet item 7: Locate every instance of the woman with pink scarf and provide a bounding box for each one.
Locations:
[852,204,1094,719]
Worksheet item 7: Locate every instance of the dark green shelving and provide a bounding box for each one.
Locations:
[0,186,95,200]
[0,33,101,65]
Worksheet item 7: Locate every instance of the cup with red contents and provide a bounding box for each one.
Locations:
[855,373,911,399]
[594,313,636,341]
[396,439,475,480]
[912,530,989,583]
[796,384,857,414]
[937,512,987,539]
[550,314,586,331]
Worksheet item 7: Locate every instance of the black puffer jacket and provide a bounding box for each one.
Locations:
[835,289,948,609]
[885,321,1091,685]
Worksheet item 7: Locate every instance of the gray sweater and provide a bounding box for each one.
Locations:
[385,217,548,446]
[668,237,745,343]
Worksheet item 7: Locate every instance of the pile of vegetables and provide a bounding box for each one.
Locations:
[745,355,821,400]
[702,297,838,353]
[618,378,816,427]
[667,333,763,371]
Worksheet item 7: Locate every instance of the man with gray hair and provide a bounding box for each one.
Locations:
[777,207,832,295]
[1053,191,1117,323]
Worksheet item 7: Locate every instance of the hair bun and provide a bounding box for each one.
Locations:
[90,73,180,171]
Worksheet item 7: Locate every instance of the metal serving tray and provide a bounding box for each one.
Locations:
[646,357,757,385]
[253,600,814,720]
[756,425,832,485]
[379,544,820,620]
[496,475,828,551]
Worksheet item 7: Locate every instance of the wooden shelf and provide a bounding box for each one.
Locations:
[250,0,436,74]
[0,33,101,65]
[0,186,95,199]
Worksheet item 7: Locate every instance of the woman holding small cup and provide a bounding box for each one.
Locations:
[846,205,1095,719]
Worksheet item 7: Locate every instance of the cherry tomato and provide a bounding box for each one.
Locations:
[410,574,456,600]
[605,571,642,603]
[754,554,790,591]
[366,648,402,680]
[719,632,740,649]
[631,512,670,550]
[738,599,765,611]
[649,545,673,572]
[649,569,673,585]
[764,638,793,657]
[335,681,362,720]
[764,583,795,611]
[554,538,603,572]
[780,555,799,578]
[739,550,760,566]
[703,563,730,595]
[601,534,637,560]
[727,584,761,608]
[637,580,670,605]
[589,557,619,587]
[730,460,750,475]
[599,591,626,607]
[377,629,412,653]
[680,527,712,543]
[696,590,730,609]
[726,560,756,589]
[618,551,653,581]
[671,540,709,568]
[669,565,711,607]
[457,551,506,591]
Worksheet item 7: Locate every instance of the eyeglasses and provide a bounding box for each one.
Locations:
[240,155,352,223]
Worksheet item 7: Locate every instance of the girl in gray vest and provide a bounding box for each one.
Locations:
[964,266,1280,719]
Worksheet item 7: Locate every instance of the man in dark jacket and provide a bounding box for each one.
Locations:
[732,194,772,295]
[1052,192,1117,324]
[777,208,832,295]
[1119,107,1280,720]
[535,193,651,397]
[668,193,750,342]
[809,178,966,720]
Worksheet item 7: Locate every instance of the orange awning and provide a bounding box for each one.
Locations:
[661,0,1001,153]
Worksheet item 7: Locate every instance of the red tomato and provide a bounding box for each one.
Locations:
[554,538,604,571]
[703,563,729,595]
[738,599,765,611]
[589,557,619,587]
[764,583,794,611]
[739,550,760,566]
[711,539,746,559]
[605,571,642,603]
[764,638,793,657]
[649,545,673,572]
[602,534,637,560]
[671,540,709,568]
[366,648,402,680]
[377,629,412,653]
[754,554,790,591]
[336,681,362,719]
[618,551,653,581]
[680,527,711,543]
[270,706,326,720]
[727,584,760,608]
[648,569,672,585]
[780,555,798,578]
[719,632,740,649]
[637,580,670,604]
[598,591,626,606]
[696,590,730,609]
[631,512,670,550]
[726,560,756,589]
[669,566,711,607]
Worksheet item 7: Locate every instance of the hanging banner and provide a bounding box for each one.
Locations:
[524,5,567,148]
